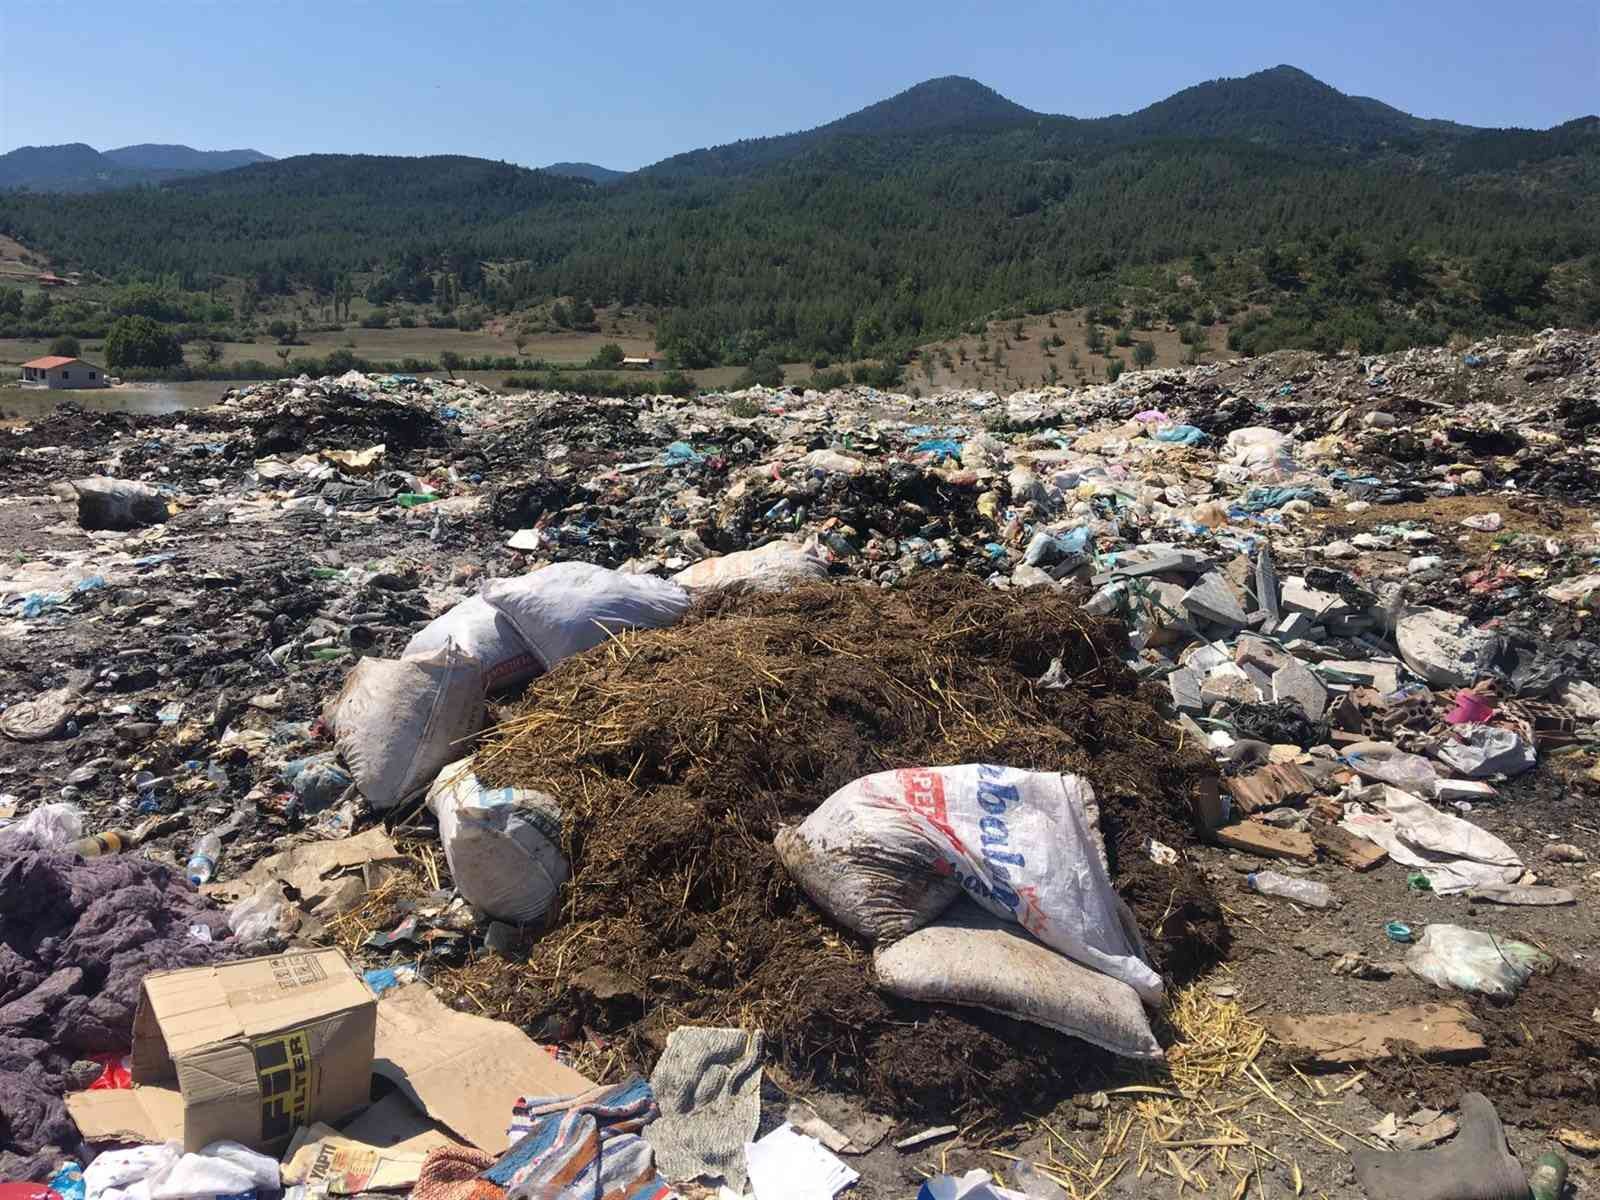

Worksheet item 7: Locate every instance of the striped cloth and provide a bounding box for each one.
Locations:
[482,1076,675,1200]
[414,1146,504,1200]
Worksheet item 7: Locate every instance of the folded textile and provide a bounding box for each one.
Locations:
[485,1077,673,1200]
[414,1146,502,1200]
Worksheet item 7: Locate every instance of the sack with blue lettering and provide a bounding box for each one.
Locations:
[775,764,1163,1005]
[427,755,568,924]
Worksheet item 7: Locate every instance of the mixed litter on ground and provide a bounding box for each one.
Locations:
[1,328,1598,1200]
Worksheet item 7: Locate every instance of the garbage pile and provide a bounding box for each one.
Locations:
[1,327,1597,1197]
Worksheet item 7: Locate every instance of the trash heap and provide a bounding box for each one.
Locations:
[468,577,1220,1111]
[1,327,1598,1198]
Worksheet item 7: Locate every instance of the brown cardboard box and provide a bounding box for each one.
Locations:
[67,949,375,1151]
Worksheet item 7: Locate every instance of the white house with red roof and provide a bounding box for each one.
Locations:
[18,355,109,389]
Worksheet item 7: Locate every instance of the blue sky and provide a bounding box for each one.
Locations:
[2,0,1595,169]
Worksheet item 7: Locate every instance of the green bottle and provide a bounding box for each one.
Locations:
[1528,1150,1567,1200]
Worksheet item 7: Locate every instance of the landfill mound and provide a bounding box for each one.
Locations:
[471,575,1224,1115]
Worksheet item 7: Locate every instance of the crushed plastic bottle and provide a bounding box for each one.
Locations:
[186,833,222,886]
[72,829,133,858]
[1247,871,1335,909]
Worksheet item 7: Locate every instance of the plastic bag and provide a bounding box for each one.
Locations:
[0,801,84,848]
[1405,924,1552,998]
[1343,742,1438,796]
[426,756,568,924]
[85,1143,182,1200]
[0,686,75,742]
[328,644,485,810]
[776,765,1161,1004]
[146,1142,279,1200]
[227,880,290,946]
[1434,726,1536,778]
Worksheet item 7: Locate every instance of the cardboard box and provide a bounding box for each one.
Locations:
[67,949,375,1151]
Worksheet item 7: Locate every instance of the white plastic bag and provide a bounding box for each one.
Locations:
[426,756,568,923]
[328,645,485,810]
[85,1142,182,1200]
[1405,924,1552,998]
[1223,428,1296,480]
[146,1141,279,1200]
[485,562,690,669]
[0,801,84,848]
[673,541,830,595]
[226,880,290,946]
[405,593,542,694]
[873,904,1162,1059]
[776,765,1162,1004]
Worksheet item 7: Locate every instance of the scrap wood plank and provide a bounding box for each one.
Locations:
[1310,821,1389,871]
[1211,820,1316,863]
[1261,1004,1484,1066]
[1223,762,1315,815]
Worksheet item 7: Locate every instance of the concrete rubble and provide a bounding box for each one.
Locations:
[1,328,1598,1196]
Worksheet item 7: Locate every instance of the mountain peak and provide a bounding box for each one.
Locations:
[826,75,1037,136]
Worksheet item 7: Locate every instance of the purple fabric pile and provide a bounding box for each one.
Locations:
[0,843,232,1181]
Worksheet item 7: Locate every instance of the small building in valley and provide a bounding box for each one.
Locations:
[621,355,655,369]
[19,355,109,389]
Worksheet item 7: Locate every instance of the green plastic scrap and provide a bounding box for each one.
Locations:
[395,492,440,508]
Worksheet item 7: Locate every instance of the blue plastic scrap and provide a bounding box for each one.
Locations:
[1238,485,1320,513]
[660,441,703,466]
[1150,424,1206,445]
[913,438,962,462]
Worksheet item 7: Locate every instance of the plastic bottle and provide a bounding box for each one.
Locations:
[1528,1151,1568,1200]
[71,830,133,858]
[186,833,222,886]
[1247,871,1335,909]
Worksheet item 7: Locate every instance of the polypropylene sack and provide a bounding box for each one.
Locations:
[1404,924,1552,998]
[673,541,830,595]
[405,593,542,694]
[485,562,690,670]
[775,765,1162,1004]
[1223,427,1296,479]
[328,645,484,810]
[873,904,1162,1059]
[426,756,568,923]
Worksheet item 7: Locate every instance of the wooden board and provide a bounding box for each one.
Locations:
[1311,822,1390,871]
[1211,821,1316,863]
[1261,1004,1484,1066]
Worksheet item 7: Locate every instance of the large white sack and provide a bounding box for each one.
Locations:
[405,594,542,694]
[485,562,690,670]
[672,541,830,595]
[427,756,568,924]
[776,765,1162,1004]
[329,645,484,811]
[1223,427,1296,480]
[873,903,1162,1059]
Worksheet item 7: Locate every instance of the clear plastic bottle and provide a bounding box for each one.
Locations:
[186,833,222,886]
[1247,870,1335,909]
